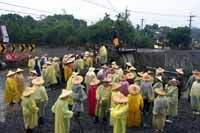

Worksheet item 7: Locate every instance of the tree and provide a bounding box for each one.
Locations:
[167,27,191,49]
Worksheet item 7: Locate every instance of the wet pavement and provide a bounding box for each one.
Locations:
[0,68,200,132]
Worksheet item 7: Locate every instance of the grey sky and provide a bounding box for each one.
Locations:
[0,0,200,28]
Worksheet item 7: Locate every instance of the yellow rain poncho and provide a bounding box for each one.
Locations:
[52,62,61,82]
[15,73,25,97]
[127,94,144,127]
[31,86,48,117]
[4,77,20,103]
[28,58,35,71]
[190,80,200,112]
[44,65,57,86]
[111,104,128,133]
[99,46,108,64]
[110,91,118,125]
[84,57,93,68]
[75,58,84,74]
[66,75,74,106]
[152,96,168,130]
[166,86,178,117]
[21,95,38,129]
[95,85,111,119]
[64,65,73,81]
[52,98,73,133]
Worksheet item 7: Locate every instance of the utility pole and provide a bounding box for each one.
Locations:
[124,7,130,21]
[189,15,195,30]
[141,18,144,30]
[188,15,195,49]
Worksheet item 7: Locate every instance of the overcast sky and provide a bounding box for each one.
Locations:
[0,0,200,28]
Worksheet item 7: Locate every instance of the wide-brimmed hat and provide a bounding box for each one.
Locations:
[102,64,109,69]
[137,72,144,77]
[65,57,75,64]
[126,62,132,67]
[176,68,184,75]
[110,83,121,91]
[84,51,90,56]
[120,75,127,81]
[112,92,128,104]
[90,79,100,86]
[142,73,153,81]
[23,87,35,97]
[111,61,117,66]
[129,66,136,71]
[89,67,95,72]
[7,70,16,77]
[168,78,178,86]
[32,77,44,85]
[156,67,165,74]
[128,84,141,95]
[154,88,166,96]
[16,68,24,73]
[53,57,60,62]
[72,75,83,85]
[126,72,135,79]
[156,76,162,82]
[59,89,72,98]
[30,70,37,75]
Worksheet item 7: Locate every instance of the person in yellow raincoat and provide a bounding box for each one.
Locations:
[84,52,93,68]
[44,61,57,88]
[28,55,35,72]
[110,83,121,126]
[166,78,178,123]
[4,71,20,105]
[190,71,200,114]
[152,88,168,132]
[127,84,144,127]
[75,55,84,74]
[99,45,108,65]
[29,70,38,87]
[95,78,111,122]
[32,77,48,125]
[110,92,128,133]
[64,57,75,81]
[21,87,39,133]
[52,57,61,84]
[84,67,97,91]
[15,68,26,97]
[66,72,78,109]
[52,89,73,133]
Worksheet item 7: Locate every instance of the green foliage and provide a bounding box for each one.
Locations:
[0,13,156,48]
[167,27,192,49]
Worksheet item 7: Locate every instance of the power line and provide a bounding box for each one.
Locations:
[0,8,46,17]
[0,1,53,14]
[106,0,117,12]
[82,0,113,11]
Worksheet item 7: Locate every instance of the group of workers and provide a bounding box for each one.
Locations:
[3,45,200,133]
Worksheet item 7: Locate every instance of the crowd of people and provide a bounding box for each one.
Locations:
[3,45,200,133]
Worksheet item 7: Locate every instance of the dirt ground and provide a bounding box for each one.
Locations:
[0,69,200,133]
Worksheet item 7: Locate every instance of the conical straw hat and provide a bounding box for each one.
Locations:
[128,84,141,95]
[7,70,16,77]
